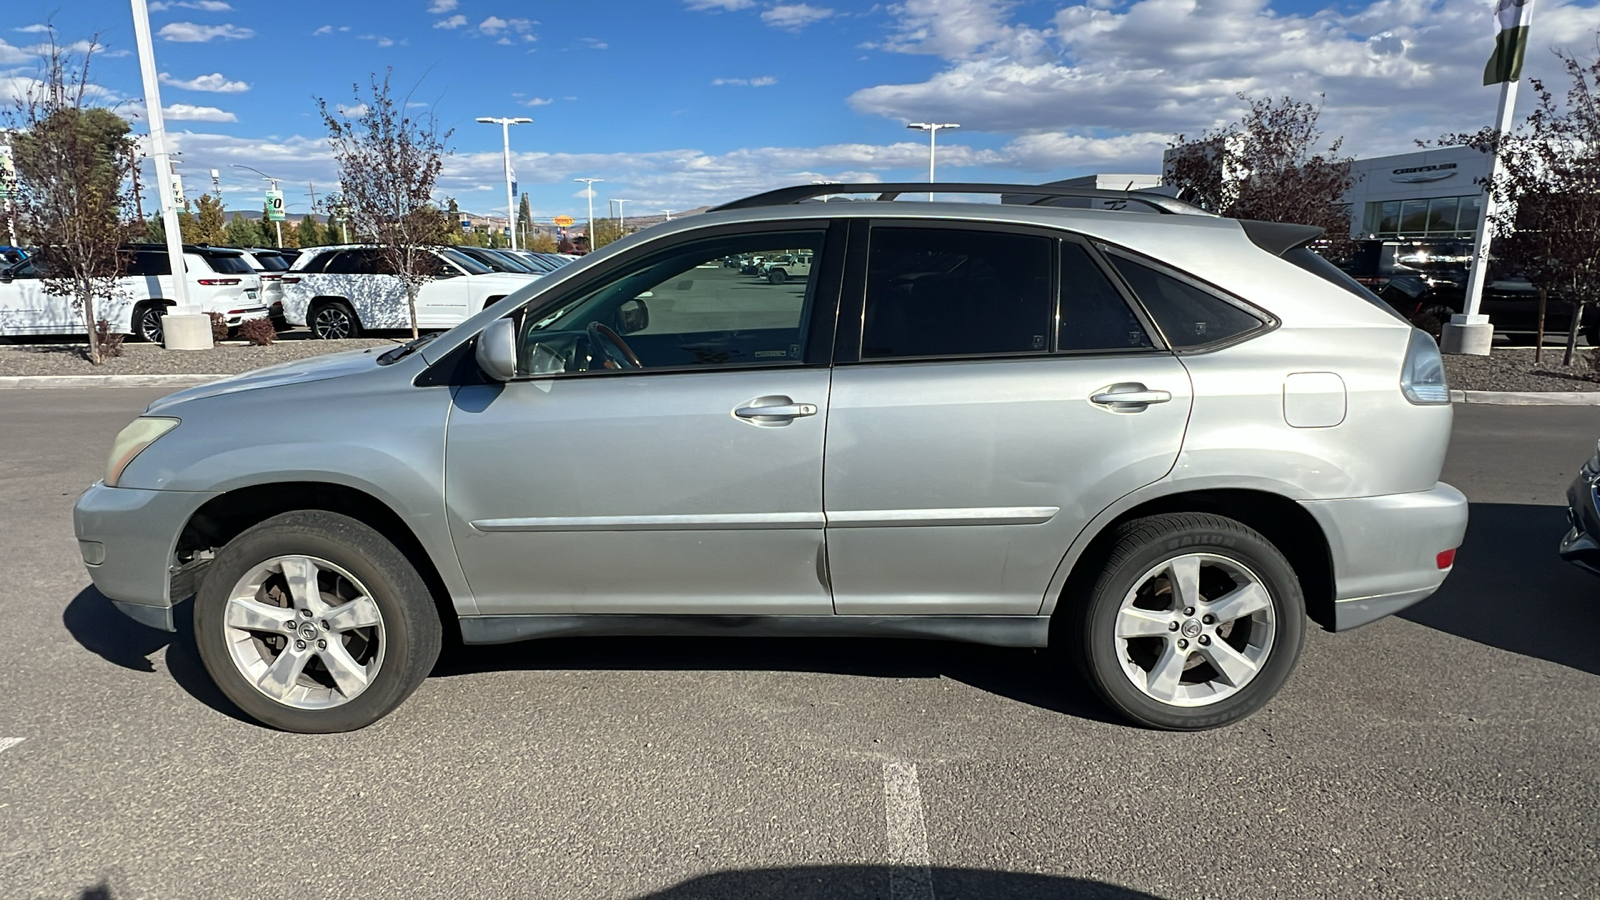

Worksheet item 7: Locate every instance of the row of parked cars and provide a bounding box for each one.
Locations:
[0,244,575,341]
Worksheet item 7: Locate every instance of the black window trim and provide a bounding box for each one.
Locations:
[836,219,1169,367]
[480,218,847,384]
[1094,242,1280,354]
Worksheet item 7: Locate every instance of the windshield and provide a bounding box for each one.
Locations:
[438,247,493,275]
[252,253,289,272]
[485,250,541,274]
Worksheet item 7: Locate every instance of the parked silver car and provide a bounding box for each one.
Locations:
[74,183,1468,733]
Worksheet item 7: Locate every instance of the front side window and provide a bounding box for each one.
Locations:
[861,226,1052,359]
[514,229,827,376]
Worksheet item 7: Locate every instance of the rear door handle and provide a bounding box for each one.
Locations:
[1090,384,1173,411]
[735,396,818,425]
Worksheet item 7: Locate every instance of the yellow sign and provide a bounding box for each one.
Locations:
[552,215,575,227]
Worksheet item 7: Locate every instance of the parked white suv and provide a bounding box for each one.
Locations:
[282,245,542,338]
[0,244,267,342]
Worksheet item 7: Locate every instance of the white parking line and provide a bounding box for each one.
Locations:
[0,738,23,755]
[883,760,933,900]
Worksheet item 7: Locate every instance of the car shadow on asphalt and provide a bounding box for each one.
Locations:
[1401,502,1599,676]
[61,586,253,725]
[430,630,1122,725]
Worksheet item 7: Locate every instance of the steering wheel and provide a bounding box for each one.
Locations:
[586,321,643,370]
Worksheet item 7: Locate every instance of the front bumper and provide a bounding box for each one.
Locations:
[1559,462,1600,576]
[73,482,220,632]
[1300,482,1470,631]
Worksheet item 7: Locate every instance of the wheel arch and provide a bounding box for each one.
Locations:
[1046,487,1336,633]
[176,481,461,640]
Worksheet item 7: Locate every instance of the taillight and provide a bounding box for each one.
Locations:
[197,278,241,286]
[1436,548,1456,569]
[261,273,283,281]
[1400,328,1449,405]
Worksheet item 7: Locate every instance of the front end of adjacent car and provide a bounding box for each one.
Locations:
[1559,441,1600,576]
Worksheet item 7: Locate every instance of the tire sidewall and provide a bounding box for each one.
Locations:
[312,302,355,340]
[193,512,435,733]
[1079,518,1306,731]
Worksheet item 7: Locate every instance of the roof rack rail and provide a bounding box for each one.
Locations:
[708,182,1214,216]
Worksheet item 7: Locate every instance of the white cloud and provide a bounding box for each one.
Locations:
[762,4,834,31]
[161,103,237,122]
[479,16,509,34]
[849,0,1600,163]
[13,24,52,34]
[712,76,778,86]
[0,39,31,64]
[150,1,234,10]
[336,103,369,117]
[685,0,755,9]
[520,97,554,106]
[435,15,467,29]
[158,22,254,42]
[312,25,334,36]
[159,71,249,93]
[580,37,608,49]
[427,0,458,12]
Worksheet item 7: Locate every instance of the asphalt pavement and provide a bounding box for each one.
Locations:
[1,391,1597,899]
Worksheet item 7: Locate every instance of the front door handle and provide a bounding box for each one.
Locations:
[735,396,819,426]
[1090,384,1173,412]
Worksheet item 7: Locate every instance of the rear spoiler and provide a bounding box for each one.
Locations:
[1239,220,1323,256]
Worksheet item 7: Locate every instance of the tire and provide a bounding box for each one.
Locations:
[310,300,360,340]
[131,302,167,343]
[193,511,443,733]
[1068,513,1305,731]
[767,269,788,285]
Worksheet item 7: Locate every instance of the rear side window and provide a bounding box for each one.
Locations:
[1283,247,1409,323]
[1060,242,1152,352]
[862,226,1053,359]
[125,250,171,276]
[1106,254,1264,349]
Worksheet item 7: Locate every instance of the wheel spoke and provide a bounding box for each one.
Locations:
[1145,640,1188,702]
[1117,607,1174,638]
[317,640,371,698]
[278,556,327,614]
[225,596,294,634]
[323,595,381,632]
[1167,556,1202,611]
[1208,582,1271,625]
[1200,639,1259,687]
[256,645,312,701]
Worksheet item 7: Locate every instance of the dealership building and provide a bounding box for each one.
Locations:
[1343,145,1490,242]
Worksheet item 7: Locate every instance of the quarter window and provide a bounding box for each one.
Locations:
[861,227,1052,359]
[515,230,827,376]
[1107,255,1263,348]
[1059,242,1152,352]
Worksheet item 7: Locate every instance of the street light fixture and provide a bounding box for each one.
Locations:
[906,122,959,202]
[230,163,283,247]
[477,116,532,249]
[574,178,602,251]
[613,199,629,236]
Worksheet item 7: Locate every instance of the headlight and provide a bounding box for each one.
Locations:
[105,417,179,487]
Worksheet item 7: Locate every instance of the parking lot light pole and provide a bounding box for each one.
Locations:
[574,178,602,251]
[129,0,191,312]
[478,117,532,250]
[906,122,959,202]
[230,164,281,247]
[613,199,629,236]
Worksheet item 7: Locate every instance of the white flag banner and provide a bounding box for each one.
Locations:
[1485,0,1536,85]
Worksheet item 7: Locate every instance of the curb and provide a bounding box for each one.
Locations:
[1450,389,1600,406]
[0,374,227,389]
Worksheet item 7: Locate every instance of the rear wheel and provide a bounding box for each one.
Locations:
[767,269,788,285]
[311,300,360,340]
[193,511,442,732]
[1069,513,1305,730]
[132,302,167,343]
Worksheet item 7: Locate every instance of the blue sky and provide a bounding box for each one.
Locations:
[3,0,1599,224]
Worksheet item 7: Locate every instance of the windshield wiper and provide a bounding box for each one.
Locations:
[377,331,441,365]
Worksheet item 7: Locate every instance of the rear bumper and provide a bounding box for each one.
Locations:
[217,307,269,327]
[1300,483,1470,631]
[73,481,219,632]
[1559,463,1600,576]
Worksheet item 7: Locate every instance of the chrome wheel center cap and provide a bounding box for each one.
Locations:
[1180,618,1203,639]
[297,622,321,642]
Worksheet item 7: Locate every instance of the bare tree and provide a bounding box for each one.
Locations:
[4,34,134,364]
[318,71,451,339]
[1166,94,1357,257]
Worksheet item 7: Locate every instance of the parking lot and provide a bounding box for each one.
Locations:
[1,389,1596,899]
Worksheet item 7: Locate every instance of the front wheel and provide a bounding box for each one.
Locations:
[193,511,442,732]
[767,269,788,285]
[1069,513,1305,730]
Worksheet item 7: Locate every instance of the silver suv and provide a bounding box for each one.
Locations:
[74,184,1468,733]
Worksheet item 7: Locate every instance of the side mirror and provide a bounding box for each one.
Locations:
[475,317,518,382]
[617,298,649,334]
